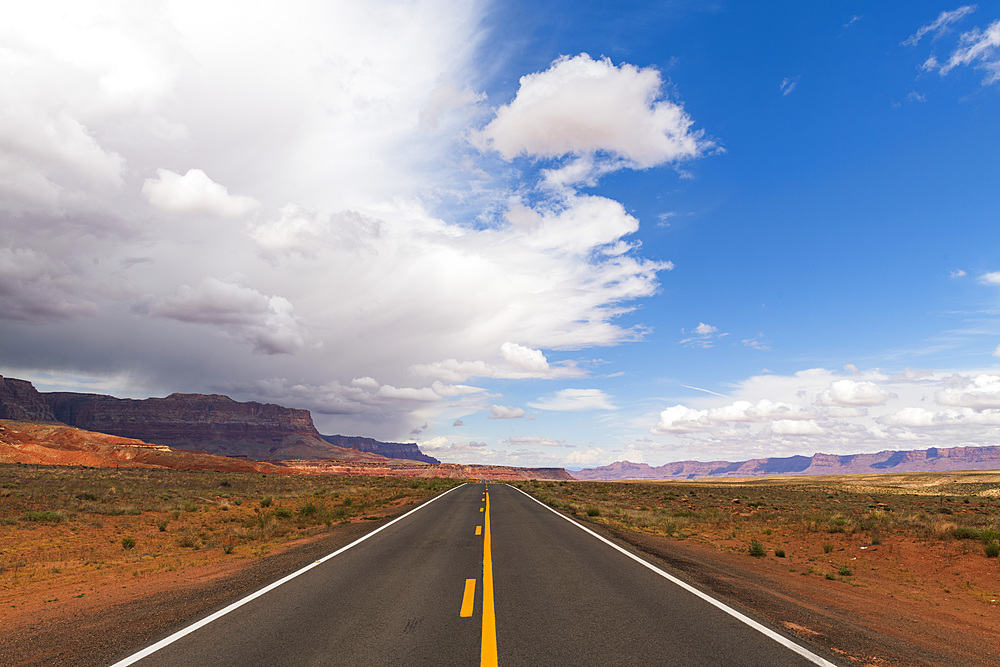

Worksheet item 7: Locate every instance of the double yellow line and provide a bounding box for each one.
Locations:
[462,486,498,665]
[481,489,497,666]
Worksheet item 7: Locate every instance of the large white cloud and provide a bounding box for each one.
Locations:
[500,342,550,373]
[476,53,708,185]
[143,169,258,217]
[0,2,700,443]
[936,373,1000,410]
[817,379,895,407]
[651,405,710,433]
[149,278,306,355]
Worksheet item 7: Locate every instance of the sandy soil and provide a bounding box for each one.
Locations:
[4,477,1000,666]
[0,518,399,667]
[611,528,999,666]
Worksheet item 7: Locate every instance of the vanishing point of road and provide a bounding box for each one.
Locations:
[108,482,839,666]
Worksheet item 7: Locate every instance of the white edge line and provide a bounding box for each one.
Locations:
[110,483,467,667]
[508,484,840,667]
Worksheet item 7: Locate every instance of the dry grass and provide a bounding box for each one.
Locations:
[514,471,1000,581]
[519,471,1000,537]
[0,463,460,611]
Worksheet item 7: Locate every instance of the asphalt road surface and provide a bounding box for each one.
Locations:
[109,482,839,666]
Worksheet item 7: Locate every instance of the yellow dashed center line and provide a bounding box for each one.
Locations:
[476,526,482,536]
[460,578,476,617]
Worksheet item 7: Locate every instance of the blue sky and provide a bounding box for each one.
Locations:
[2,1,1000,468]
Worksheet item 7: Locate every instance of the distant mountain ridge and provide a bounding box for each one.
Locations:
[572,445,1000,481]
[0,376,438,464]
[320,434,438,464]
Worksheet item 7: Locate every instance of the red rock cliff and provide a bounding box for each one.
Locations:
[0,376,57,422]
[42,391,350,460]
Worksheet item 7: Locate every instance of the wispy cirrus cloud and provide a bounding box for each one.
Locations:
[907,6,1000,85]
[903,5,977,47]
[679,322,727,348]
[779,76,800,96]
[530,388,616,411]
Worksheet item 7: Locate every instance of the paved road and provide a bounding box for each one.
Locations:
[109,482,838,666]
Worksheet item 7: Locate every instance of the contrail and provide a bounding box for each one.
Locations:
[679,383,727,398]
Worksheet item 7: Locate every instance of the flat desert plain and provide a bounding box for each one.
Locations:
[517,472,1000,666]
[3,464,1000,666]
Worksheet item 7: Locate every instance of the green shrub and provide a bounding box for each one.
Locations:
[825,573,836,580]
[838,566,852,576]
[952,526,982,540]
[749,540,765,558]
[260,497,272,508]
[299,502,318,517]
[823,542,834,554]
[121,537,136,550]
[23,510,66,523]
[774,549,786,558]
[272,507,293,519]
[984,541,1000,558]
[76,492,99,501]
[586,507,600,517]
[157,520,168,532]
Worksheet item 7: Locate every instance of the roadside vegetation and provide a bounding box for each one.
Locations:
[514,471,1000,585]
[0,463,459,606]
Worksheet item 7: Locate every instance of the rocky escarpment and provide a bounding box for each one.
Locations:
[0,377,434,463]
[0,419,294,473]
[41,391,363,461]
[572,445,1000,481]
[0,376,57,421]
[321,434,439,464]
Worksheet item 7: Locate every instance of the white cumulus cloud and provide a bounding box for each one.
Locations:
[651,405,710,433]
[477,53,708,183]
[817,379,896,407]
[500,342,550,373]
[488,405,526,420]
[143,168,259,218]
[936,373,1000,410]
